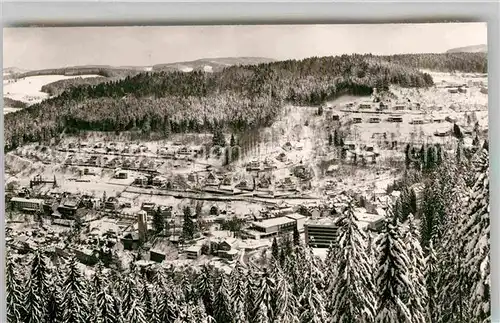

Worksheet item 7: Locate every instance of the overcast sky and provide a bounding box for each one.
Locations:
[4,23,487,70]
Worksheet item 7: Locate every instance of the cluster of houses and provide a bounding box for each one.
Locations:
[65,154,163,173]
[62,141,207,161]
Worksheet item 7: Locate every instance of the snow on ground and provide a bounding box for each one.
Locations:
[180,66,194,72]
[3,74,103,106]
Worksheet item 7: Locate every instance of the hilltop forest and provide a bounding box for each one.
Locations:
[4,52,486,151]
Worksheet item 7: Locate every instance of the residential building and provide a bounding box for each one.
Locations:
[392,104,406,111]
[57,197,80,217]
[115,171,128,179]
[246,160,261,171]
[185,245,203,259]
[104,197,119,211]
[358,102,373,110]
[121,232,140,250]
[387,115,403,123]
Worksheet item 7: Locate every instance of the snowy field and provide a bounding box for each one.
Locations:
[3,74,103,108]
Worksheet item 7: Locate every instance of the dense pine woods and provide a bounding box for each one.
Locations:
[3,52,457,151]
[382,52,487,73]
[6,144,490,323]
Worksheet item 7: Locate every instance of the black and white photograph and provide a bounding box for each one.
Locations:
[3,23,489,322]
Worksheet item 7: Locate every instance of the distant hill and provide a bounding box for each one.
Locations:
[3,67,29,74]
[446,44,487,53]
[6,57,276,80]
[152,57,276,73]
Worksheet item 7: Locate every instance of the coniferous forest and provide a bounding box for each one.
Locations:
[6,142,490,323]
[4,52,487,151]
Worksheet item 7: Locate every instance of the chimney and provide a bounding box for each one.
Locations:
[137,210,148,242]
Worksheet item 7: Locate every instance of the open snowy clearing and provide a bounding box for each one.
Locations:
[3,74,103,107]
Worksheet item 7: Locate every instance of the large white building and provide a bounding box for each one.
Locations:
[304,217,338,248]
[10,197,44,212]
[284,213,307,232]
[245,216,296,239]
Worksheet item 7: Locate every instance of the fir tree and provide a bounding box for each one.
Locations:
[127,300,147,323]
[120,275,139,316]
[404,214,428,323]
[328,133,333,146]
[458,147,490,321]
[375,218,414,323]
[298,262,327,323]
[333,129,340,147]
[141,283,155,322]
[45,282,62,323]
[404,143,411,168]
[453,123,463,139]
[271,237,279,260]
[255,268,276,321]
[254,301,270,323]
[213,274,233,323]
[60,257,90,323]
[6,256,25,323]
[330,202,377,322]
[275,266,300,323]
[425,239,438,323]
[23,250,50,323]
[152,208,165,234]
[195,264,215,317]
[95,286,119,323]
[293,226,301,246]
[182,206,195,241]
[230,262,248,323]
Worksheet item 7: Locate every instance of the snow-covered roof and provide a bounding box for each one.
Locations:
[185,245,202,253]
[252,216,295,229]
[11,197,44,204]
[285,213,307,220]
[306,217,337,226]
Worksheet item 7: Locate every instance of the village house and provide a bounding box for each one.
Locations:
[185,245,203,259]
[257,176,272,189]
[141,202,156,215]
[343,141,356,151]
[104,197,119,211]
[387,115,403,123]
[121,232,141,250]
[276,152,287,162]
[358,101,374,110]
[57,196,81,217]
[134,175,148,186]
[410,117,425,125]
[235,179,253,191]
[392,103,406,111]
[177,146,192,156]
[352,116,363,123]
[72,247,99,265]
[205,172,220,187]
[152,175,168,187]
[114,170,128,179]
[326,164,339,176]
